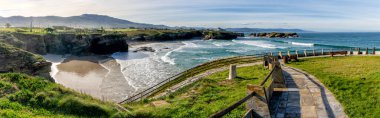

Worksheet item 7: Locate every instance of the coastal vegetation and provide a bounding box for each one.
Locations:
[287,56,380,117]
[0,73,127,118]
[125,65,270,117]
[0,42,51,79]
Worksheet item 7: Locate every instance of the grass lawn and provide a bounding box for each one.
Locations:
[125,65,270,118]
[287,56,380,117]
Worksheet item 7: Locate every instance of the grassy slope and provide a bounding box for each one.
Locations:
[0,73,128,118]
[125,65,269,118]
[287,56,380,117]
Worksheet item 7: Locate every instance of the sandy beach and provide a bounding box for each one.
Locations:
[42,42,184,102]
[53,56,109,99]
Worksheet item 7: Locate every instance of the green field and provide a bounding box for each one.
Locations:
[125,65,270,118]
[0,73,127,118]
[287,56,380,117]
[0,27,198,36]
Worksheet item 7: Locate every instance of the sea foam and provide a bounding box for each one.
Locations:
[160,41,198,65]
[290,42,314,46]
[42,54,66,79]
[233,40,286,49]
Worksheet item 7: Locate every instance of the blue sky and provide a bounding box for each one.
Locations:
[1,0,380,32]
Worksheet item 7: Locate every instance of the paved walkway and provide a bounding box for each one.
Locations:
[269,65,347,118]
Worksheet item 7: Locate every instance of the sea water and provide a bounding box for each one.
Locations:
[167,32,380,70]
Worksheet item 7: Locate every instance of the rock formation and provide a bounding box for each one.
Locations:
[0,42,52,80]
[133,47,155,52]
[249,32,299,38]
[0,33,128,55]
[202,31,239,40]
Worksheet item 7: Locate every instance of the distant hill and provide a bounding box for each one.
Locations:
[0,14,169,28]
[225,28,312,33]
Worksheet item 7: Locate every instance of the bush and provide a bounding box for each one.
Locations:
[58,96,112,117]
[0,73,124,117]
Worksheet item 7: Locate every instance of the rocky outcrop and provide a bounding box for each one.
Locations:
[249,32,299,38]
[202,31,238,40]
[0,42,52,80]
[133,47,155,52]
[129,30,203,41]
[0,33,128,55]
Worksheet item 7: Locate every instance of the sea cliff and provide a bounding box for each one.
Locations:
[1,33,129,55]
[0,42,51,80]
[249,32,299,38]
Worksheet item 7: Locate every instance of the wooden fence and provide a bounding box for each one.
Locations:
[208,48,374,118]
[119,47,377,104]
[119,55,263,104]
[209,56,284,118]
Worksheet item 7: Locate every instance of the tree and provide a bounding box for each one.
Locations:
[5,23,11,28]
[44,28,55,33]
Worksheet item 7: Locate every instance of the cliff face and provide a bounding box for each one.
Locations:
[202,31,239,40]
[1,33,128,55]
[129,30,203,41]
[249,32,299,38]
[0,42,52,80]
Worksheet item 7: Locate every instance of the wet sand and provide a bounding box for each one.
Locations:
[54,56,109,99]
[57,56,107,76]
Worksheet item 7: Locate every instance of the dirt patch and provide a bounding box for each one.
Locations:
[150,100,170,107]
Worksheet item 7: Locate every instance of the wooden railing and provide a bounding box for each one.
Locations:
[209,56,281,118]
[208,48,380,118]
[119,55,263,104]
[119,47,377,104]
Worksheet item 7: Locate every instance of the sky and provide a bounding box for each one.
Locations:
[1,0,380,32]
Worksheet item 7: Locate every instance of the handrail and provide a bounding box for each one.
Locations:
[119,55,262,104]
[209,60,278,118]
[119,48,358,104]
[260,66,276,86]
[209,92,258,118]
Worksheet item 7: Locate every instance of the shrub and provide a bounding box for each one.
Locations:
[58,96,112,117]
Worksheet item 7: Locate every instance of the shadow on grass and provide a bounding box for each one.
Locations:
[235,76,259,80]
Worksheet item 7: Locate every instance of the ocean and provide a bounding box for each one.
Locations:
[163,32,380,70]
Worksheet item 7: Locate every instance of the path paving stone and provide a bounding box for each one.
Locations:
[270,65,348,118]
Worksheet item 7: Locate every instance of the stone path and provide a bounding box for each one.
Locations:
[269,65,347,118]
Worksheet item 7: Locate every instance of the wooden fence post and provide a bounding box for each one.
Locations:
[287,50,291,57]
[321,49,324,55]
[295,50,299,58]
[246,85,270,118]
[366,48,369,55]
[312,49,316,56]
[278,51,283,59]
[304,49,308,57]
[373,47,376,55]
[349,48,352,55]
[282,56,288,64]
[272,61,286,88]
[228,65,237,80]
[358,48,361,55]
